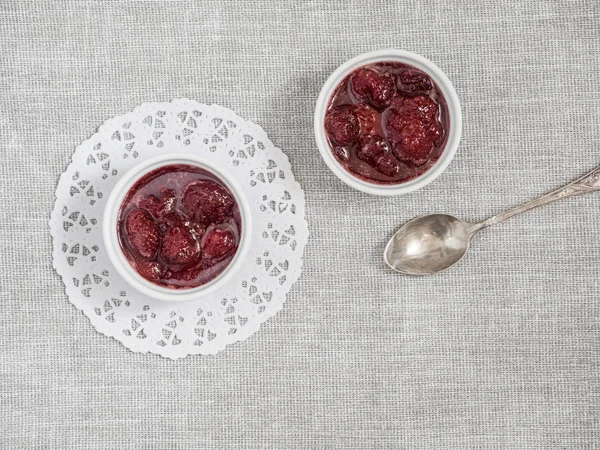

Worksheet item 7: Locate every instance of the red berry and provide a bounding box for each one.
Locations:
[396,95,439,122]
[136,260,165,282]
[393,121,436,166]
[324,108,359,146]
[160,225,200,266]
[356,135,391,165]
[201,226,237,260]
[404,95,439,122]
[124,209,160,260]
[375,154,400,177]
[350,68,395,109]
[353,104,379,137]
[397,70,434,95]
[384,96,439,142]
[138,189,176,218]
[182,180,234,225]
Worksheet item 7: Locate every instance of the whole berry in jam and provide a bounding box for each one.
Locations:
[202,226,237,260]
[396,70,434,95]
[356,135,391,165]
[124,209,160,260]
[393,121,439,166]
[182,180,234,225]
[350,68,395,109]
[324,107,360,147]
[160,225,200,266]
[376,154,400,177]
[138,188,176,218]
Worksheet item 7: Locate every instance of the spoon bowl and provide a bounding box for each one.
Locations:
[384,214,474,275]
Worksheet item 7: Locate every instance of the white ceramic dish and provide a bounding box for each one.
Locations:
[102,153,251,303]
[314,49,462,196]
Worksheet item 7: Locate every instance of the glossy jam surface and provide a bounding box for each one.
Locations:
[324,62,449,184]
[117,164,241,289]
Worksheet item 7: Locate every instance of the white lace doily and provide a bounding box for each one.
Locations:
[50,99,308,358]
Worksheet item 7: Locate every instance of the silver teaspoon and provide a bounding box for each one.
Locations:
[384,166,600,275]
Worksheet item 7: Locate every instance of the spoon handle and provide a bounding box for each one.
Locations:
[473,166,600,231]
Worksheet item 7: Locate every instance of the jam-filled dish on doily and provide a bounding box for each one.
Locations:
[324,62,449,184]
[117,164,241,289]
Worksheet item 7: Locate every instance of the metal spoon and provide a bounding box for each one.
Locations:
[384,166,600,275]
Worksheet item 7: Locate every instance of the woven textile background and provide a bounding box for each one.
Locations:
[1,1,599,448]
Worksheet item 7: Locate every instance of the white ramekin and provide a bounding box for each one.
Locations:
[102,153,251,303]
[314,49,462,196]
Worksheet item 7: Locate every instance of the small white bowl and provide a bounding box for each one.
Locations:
[314,49,462,196]
[102,153,251,303]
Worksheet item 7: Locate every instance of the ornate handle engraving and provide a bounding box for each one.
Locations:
[571,167,600,188]
[472,167,600,231]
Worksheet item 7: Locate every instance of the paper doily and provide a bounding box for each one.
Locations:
[50,99,308,358]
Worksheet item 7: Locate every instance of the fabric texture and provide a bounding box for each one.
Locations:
[1,1,598,448]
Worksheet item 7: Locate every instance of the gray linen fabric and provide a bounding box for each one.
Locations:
[1,1,599,448]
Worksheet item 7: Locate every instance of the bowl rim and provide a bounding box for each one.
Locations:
[102,153,252,303]
[314,49,462,196]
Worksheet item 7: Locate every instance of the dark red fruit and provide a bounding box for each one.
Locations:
[384,96,439,143]
[160,225,200,266]
[182,180,234,225]
[402,95,439,122]
[350,68,395,109]
[353,104,379,137]
[391,95,438,124]
[397,70,434,94]
[138,189,176,218]
[376,154,400,177]
[324,108,360,146]
[136,260,165,282]
[124,209,160,259]
[393,121,436,166]
[201,226,236,260]
[356,135,390,165]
